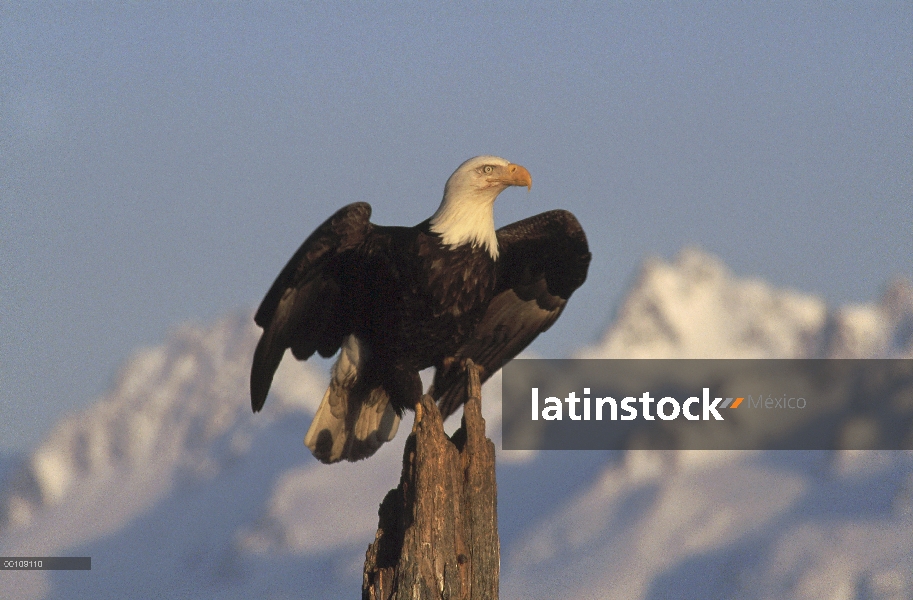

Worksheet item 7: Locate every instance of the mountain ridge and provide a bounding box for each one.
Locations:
[2,248,911,599]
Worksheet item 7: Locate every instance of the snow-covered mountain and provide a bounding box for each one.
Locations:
[2,249,911,599]
[582,248,913,360]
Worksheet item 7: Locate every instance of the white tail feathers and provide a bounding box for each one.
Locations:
[303,336,401,463]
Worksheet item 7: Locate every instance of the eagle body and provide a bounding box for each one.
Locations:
[287,214,499,404]
[251,156,590,463]
[376,223,498,371]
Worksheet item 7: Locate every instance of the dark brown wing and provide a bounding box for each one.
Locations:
[434,210,591,419]
[251,202,373,412]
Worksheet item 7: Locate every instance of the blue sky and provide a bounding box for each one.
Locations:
[2,2,911,453]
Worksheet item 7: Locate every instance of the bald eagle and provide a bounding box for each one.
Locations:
[251,156,590,463]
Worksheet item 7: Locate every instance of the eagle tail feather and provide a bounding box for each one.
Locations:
[303,336,401,463]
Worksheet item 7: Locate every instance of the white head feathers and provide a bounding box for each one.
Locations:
[429,155,532,260]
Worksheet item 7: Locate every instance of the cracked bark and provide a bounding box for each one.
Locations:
[362,360,498,600]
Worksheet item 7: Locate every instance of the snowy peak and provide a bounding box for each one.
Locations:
[581,248,827,358]
[582,248,912,359]
[0,312,323,533]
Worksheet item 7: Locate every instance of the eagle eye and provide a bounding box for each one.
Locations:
[483,165,494,174]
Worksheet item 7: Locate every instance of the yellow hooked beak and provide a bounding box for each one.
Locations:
[498,163,532,191]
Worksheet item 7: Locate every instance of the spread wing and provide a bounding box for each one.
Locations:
[433,209,591,419]
[251,202,373,412]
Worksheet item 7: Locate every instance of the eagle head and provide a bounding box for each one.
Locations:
[444,155,532,198]
[430,156,532,259]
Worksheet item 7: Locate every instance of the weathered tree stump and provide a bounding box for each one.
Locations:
[363,361,498,600]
